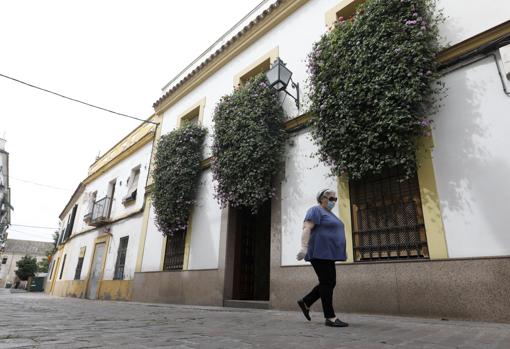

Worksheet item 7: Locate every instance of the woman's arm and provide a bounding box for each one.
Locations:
[297,220,315,261]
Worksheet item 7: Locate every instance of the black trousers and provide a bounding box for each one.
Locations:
[302,259,336,319]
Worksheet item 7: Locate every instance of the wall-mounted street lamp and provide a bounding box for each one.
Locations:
[265,57,300,109]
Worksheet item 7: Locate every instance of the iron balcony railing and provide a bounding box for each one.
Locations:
[89,196,112,227]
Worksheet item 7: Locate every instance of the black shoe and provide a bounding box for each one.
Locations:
[325,318,349,327]
[297,299,311,321]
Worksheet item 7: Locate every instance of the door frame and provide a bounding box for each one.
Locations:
[48,255,61,294]
[224,202,271,301]
[84,234,111,299]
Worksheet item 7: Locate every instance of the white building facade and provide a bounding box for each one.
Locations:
[46,120,155,300]
[50,0,510,322]
[133,0,510,322]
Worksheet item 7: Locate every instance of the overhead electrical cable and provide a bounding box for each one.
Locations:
[10,176,73,191]
[9,224,59,230]
[0,73,158,125]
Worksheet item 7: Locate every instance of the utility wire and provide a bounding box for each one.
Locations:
[9,224,59,230]
[10,176,73,191]
[6,229,54,240]
[0,73,158,125]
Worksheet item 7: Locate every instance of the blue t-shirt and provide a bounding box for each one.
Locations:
[304,205,347,262]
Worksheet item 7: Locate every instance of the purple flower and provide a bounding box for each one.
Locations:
[413,12,418,17]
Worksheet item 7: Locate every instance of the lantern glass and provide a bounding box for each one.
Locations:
[278,63,292,88]
[265,64,280,87]
[265,58,293,91]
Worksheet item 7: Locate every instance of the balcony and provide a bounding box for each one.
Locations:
[89,196,112,227]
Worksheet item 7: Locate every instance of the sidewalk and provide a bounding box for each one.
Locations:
[0,292,509,348]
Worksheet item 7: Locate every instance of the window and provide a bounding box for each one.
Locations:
[177,97,206,127]
[59,254,67,279]
[64,205,78,240]
[350,167,429,261]
[234,47,279,86]
[325,0,365,26]
[84,191,97,223]
[48,259,55,280]
[106,179,117,217]
[2,257,7,264]
[74,247,86,280]
[122,167,140,205]
[163,230,187,271]
[113,236,129,280]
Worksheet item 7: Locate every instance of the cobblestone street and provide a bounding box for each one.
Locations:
[1,291,510,349]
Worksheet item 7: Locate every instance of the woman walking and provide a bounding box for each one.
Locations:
[296,188,348,327]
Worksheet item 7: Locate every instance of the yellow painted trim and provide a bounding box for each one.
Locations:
[155,0,310,114]
[87,115,157,175]
[284,112,311,131]
[182,210,194,271]
[84,132,155,185]
[84,235,111,299]
[177,97,206,127]
[146,113,163,188]
[49,280,86,298]
[416,135,448,259]
[97,280,132,301]
[337,175,354,263]
[135,196,152,273]
[325,0,363,26]
[233,47,279,86]
[159,235,167,271]
[437,20,510,65]
[48,254,62,294]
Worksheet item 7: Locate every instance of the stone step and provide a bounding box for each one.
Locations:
[223,299,270,310]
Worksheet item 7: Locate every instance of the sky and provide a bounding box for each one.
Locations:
[0,0,262,242]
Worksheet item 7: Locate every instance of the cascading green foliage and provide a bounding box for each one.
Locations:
[307,0,444,180]
[212,74,287,212]
[152,123,207,236]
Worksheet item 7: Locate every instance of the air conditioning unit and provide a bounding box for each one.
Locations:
[500,44,510,81]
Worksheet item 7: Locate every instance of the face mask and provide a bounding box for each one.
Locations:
[327,201,335,210]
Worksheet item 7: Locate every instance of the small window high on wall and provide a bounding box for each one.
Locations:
[122,167,140,205]
[349,167,429,261]
[234,47,279,86]
[325,0,365,26]
[239,59,271,85]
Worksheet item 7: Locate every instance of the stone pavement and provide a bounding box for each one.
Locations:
[1,292,509,349]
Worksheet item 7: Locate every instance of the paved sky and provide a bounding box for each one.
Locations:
[0,0,262,242]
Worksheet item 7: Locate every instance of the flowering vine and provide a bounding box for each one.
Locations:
[307,0,444,180]
[212,74,287,212]
[152,123,207,237]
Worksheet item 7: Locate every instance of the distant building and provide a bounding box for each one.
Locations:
[0,239,53,288]
[0,138,11,252]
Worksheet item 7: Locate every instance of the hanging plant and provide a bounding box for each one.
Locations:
[152,123,207,236]
[212,74,287,212]
[307,0,444,180]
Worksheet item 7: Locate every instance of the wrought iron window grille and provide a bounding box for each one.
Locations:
[350,167,429,261]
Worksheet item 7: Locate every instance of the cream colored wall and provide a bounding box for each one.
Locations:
[0,253,47,287]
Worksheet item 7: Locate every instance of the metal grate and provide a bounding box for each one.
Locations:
[74,257,84,280]
[350,167,429,261]
[114,236,129,280]
[59,254,67,279]
[163,230,186,271]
